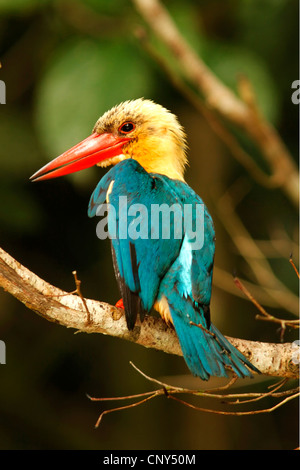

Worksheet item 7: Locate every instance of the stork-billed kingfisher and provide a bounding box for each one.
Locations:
[31,99,259,380]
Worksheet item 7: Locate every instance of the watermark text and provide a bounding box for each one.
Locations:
[0,340,6,364]
[95,198,205,250]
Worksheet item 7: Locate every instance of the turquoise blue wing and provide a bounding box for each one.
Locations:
[88,159,183,329]
[164,178,215,309]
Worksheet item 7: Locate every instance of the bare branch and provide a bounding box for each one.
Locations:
[234,277,299,330]
[290,257,300,279]
[0,246,298,379]
[212,266,294,309]
[215,187,299,316]
[134,27,280,191]
[132,0,299,206]
[89,364,299,426]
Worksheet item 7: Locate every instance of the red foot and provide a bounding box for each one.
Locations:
[115,298,125,310]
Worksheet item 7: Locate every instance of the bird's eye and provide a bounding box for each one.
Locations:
[119,122,135,134]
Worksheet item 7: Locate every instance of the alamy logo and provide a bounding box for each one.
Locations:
[291,340,300,365]
[291,80,300,105]
[95,197,205,250]
[0,340,6,364]
[0,80,5,104]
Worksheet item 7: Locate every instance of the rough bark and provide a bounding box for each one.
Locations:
[0,247,298,379]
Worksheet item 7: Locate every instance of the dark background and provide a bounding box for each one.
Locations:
[0,0,298,449]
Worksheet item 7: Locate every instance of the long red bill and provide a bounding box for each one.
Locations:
[30,132,130,182]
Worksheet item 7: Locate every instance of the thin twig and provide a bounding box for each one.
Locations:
[93,392,159,428]
[167,390,299,416]
[289,257,300,279]
[72,270,91,325]
[234,277,300,334]
[129,361,186,392]
[213,266,290,308]
[223,378,288,405]
[87,390,156,402]
[216,187,299,316]
[87,363,299,424]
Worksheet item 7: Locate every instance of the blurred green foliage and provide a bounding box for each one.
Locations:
[36,39,156,156]
[0,0,298,450]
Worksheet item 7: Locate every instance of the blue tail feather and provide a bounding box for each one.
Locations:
[168,302,259,380]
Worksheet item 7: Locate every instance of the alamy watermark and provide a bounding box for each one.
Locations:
[0,340,6,364]
[94,197,205,250]
[291,340,300,365]
[291,80,300,105]
[0,80,5,104]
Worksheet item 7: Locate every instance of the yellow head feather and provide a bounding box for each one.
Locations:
[93,98,188,181]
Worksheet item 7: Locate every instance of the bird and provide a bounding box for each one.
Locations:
[31,98,259,380]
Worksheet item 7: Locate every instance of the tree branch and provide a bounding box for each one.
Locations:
[132,0,299,207]
[0,247,298,379]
